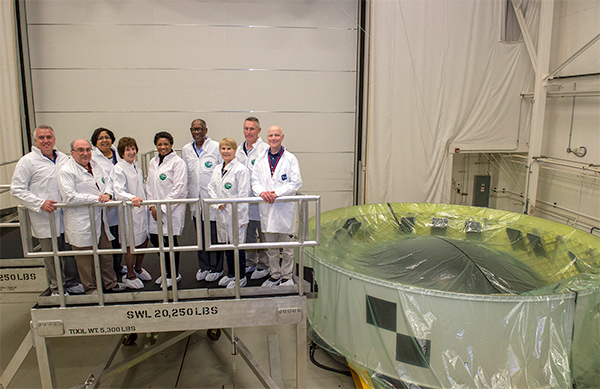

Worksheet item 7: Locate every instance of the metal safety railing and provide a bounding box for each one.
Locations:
[202,195,320,298]
[18,195,320,307]
[19,200,130,307]
[0,184,20,228]
[1,159,21,228]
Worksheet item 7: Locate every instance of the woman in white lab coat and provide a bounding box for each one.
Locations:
[91,127,124,277]
[146,131,188,288]
[208,138,250,288]
[111,137,151,290]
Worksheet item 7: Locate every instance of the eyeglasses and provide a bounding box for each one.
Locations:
[97,136,112,141]
[190,127,206,132]
[73,148,92,153]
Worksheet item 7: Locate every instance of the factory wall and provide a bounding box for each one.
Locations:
[2,0,597,227]
[482,0,599,232]
[365,0,538,204]
[22,0,359,212]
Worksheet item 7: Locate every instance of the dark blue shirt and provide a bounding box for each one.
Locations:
[268,147,284,176]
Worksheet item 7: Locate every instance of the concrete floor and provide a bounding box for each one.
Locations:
[0,292,356,388]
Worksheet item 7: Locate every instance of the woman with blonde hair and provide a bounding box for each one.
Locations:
[208,138,250,288]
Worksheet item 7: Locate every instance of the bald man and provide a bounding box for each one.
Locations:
[251,126,302,287]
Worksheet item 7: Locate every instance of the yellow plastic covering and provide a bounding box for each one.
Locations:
[306,203,600,389]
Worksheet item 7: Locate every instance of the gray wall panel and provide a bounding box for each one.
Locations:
[26,0,359,211]
[32,70,356,112]
[26,0,358,28]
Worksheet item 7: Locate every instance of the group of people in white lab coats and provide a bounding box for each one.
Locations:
[11,117,302,294]
[181,117,303,288]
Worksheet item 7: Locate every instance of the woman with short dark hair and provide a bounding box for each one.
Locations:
[111,137,150,289]
[91,127,123,277]
[146,132,188,288]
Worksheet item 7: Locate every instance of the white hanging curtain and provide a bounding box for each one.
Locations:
[0,0,23,209]
[366,0,538,204]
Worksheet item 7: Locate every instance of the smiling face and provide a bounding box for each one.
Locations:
[71,139,93,167]
[156,137,173,157]
[34,128,56,158]
[96,130,113,154]
[220,145,235,165]
[243,120,261,146]
[190,120,208,144]
[123,145,137,164]
[267,126,284,152]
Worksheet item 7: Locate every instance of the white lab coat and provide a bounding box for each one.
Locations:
[236,138,269,221]
[111,160,148,247]
[251,148,302,234]
[146,152,188,236]
[58,157,114,247]
[207,159,250,243]
[10,147,68,239]
[181,137,221,220]
[92,146,122,227]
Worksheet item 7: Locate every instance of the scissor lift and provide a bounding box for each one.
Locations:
[0,195,320,388]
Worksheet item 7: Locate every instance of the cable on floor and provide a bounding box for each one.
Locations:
[309,341,352,377]
[174,334,192,387]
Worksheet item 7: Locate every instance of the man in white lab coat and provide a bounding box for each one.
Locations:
[235,117,270,279]
[181,119,224,282]
[58,139,125,294]
[251,126,303,287]
[10,125,83,295]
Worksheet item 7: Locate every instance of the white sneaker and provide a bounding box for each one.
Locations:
[196,269,210,281]
[66,283,84,294]
[261,277,282,287]
[218,275,235,287]
[51,291,70,296]
[134,268,152,281]
[205,271,223,282]
[122,276,144,290]
[165,274,182,288]
[226,277,247,289]
[121,265,128,274]
[281,278,294,286]
[245,266,257,273]
[250,268,270,280]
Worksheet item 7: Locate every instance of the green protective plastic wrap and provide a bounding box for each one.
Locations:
[305,203,600,389]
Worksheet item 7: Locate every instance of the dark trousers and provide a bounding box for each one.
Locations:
[39,234,80,292]
[193,218,223,273]
[149,234,180,278]
[225,250,246,278]
[109,225,123,276]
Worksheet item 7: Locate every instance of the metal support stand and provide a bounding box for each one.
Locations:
[5,195,319,388]
[267,334,284,388]
[0,327,33,388]
[32,325,56,388]
[22,295,307,388]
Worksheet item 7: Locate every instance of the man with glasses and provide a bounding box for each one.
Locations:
[58,139,126,294]
[11,125,84,296]
[181,119,223,283]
